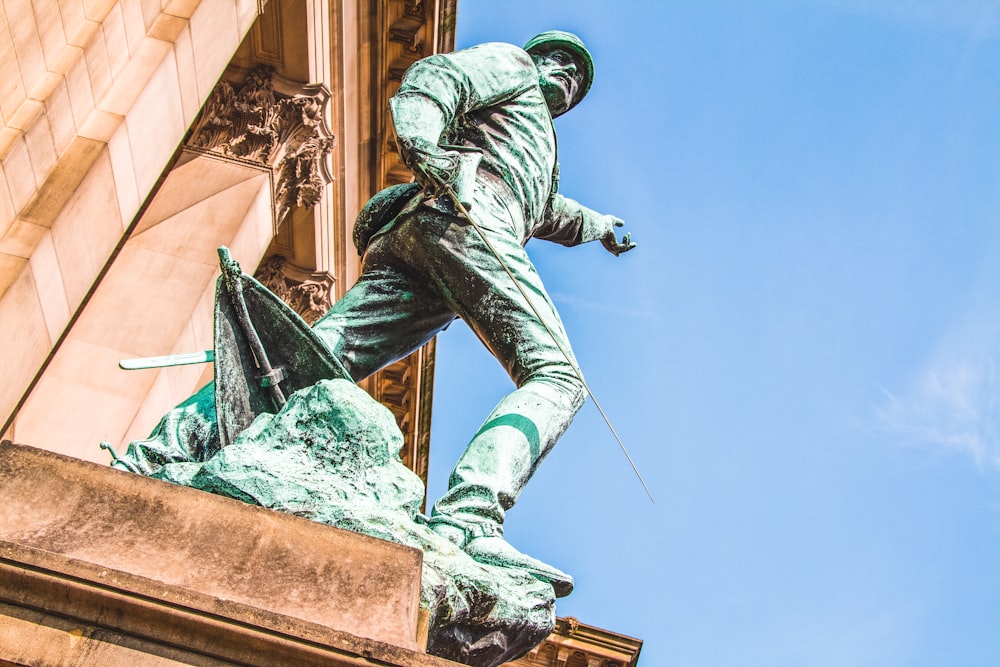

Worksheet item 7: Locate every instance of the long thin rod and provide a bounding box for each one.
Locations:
[443,187,654,504]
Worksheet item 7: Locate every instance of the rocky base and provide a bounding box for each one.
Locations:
[151,379,555,667]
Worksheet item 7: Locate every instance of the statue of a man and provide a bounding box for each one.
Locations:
[120,31,634,597]
[317,31,634,595]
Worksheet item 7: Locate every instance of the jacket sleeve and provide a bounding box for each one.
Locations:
[389,43,538,144]
[533,193,610,247]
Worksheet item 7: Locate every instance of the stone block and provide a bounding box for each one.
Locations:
[57,0,89,47]
[107,120,138,224]
[46,40,82,78]
[0,442,452,666]
[68,22,102,54]
[100,36,173,117]
[65,50,96,126]
[1,133,38,214]
[23,108,58,187]
[0,10,27,125]
[169,25,201,125]
[43,76,77,156]
[46,143,123,307]
[12,358,141,461]
[0,220,47,259]
[0,129,16,166]
[5,1,46,99]
[31,0,69,72]
[27,230,71,343]
[188,0,240,100]
[5,97,43,132]
[0,251,27,302]
[101,2,130,79]
[142,0,167,27]
[0,265,50,425]
[148,12,187,43]
[0,165,15,239]
[19,135,104,231]
[83,22,113,104]
[121,0,147,56]
[82,0,118,22]
[236,0,260,35]
[162,0,202,20]
[78,107,121,141]
[123,47,184,194]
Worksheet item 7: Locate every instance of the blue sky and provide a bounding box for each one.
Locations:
[426,2,1000,665]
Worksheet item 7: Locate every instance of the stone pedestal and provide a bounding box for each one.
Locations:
[0,442,454,667]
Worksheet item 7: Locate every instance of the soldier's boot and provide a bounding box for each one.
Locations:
[429,383,583,598]
[430,522,574,597]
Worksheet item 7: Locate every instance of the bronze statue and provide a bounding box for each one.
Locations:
[116,31,634,599]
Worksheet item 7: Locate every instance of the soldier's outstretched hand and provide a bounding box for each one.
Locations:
[600,216,636,257]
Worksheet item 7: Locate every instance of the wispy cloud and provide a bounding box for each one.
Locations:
[876,322,1000,470]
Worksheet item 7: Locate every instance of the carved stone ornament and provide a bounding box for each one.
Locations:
[253,254,334,324]
[187,65,335,228]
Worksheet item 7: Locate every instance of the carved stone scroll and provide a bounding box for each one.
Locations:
[187,65,335,229]
[253,254,334,325]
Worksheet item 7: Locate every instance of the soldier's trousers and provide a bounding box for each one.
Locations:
[314,187,586,537]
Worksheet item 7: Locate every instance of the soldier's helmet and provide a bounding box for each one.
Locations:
[523,30,595,110]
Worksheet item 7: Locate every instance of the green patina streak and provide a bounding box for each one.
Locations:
[475,414,541,462]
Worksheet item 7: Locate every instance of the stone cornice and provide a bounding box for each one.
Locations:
[186,65,335,230]
[253,254,335,325]
[509,616,644,667]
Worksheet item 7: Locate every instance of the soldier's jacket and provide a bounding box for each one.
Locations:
[389,41,609,248]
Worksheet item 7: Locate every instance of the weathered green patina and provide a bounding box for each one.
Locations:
[112,31,634,667]
[319,30,635,593]
[152,378,557,667]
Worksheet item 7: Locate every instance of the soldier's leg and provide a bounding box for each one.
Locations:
[312,232,456,381]
[421,193,585,593]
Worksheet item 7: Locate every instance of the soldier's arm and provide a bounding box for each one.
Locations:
[535,194,636,257]
[389,44,537,186]
[389,57,463,148]
[388,58,461,188]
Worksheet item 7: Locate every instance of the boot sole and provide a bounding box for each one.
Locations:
[465,550,574,598]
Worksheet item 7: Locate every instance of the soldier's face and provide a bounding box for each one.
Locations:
[533,49,584,117]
